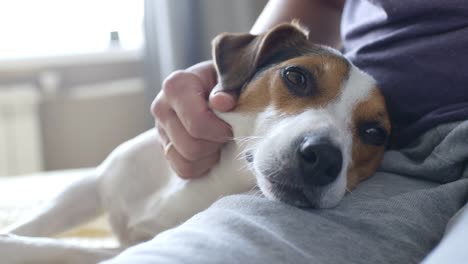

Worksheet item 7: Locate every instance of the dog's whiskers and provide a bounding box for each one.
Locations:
[232,135,262,146]
[248,186,263,199]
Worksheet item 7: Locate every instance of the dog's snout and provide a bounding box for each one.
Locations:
[297,136,343,186]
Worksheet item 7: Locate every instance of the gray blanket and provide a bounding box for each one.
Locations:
[104,121,468,264]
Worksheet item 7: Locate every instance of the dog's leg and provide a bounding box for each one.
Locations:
[4,173,103,237]
[0,234,120,264]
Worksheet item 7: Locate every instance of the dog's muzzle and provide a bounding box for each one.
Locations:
[257,132,345,208]
[297,135,343,186]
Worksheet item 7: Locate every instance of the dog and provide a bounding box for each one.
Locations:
[0,22,390,264]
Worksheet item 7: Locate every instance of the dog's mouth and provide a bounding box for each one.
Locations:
[259,178,315,208]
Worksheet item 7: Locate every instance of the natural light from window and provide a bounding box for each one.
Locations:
[0,0,144,60]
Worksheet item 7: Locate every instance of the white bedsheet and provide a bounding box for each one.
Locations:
[0,168,117,248]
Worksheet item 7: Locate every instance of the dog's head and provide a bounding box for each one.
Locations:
[212,22,391,208]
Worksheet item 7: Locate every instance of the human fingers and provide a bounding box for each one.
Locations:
[160,69,232,143]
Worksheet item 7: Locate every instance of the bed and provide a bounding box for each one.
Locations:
[0,169,117,248]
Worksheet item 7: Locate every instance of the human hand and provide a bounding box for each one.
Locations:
[151,61,237,179]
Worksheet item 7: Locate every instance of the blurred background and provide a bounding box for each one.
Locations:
[0,0,268,177]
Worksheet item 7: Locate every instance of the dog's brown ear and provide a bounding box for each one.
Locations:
[212,22,310,93]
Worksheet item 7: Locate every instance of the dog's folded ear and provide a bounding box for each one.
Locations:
[212,22,310,94]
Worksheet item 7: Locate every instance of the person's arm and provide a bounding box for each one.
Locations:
[251,0,344,49]
[152,0,344,178]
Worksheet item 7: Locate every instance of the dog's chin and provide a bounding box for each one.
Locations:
[256,176,344,209]
[256,177,315,208]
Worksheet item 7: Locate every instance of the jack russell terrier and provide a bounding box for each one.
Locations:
[0,22,390,264]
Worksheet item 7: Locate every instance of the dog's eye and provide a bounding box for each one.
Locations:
[284,69,305,86]
[358,122,388,146]
[280,66,317,97]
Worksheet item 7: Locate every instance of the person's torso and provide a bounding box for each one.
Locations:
[341,0,468,147]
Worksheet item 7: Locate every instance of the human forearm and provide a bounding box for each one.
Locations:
[251,0,344,49]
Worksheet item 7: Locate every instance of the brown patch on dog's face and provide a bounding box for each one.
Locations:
[347,88,391,189]
[235,54,350,113]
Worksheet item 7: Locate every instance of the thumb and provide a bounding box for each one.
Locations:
[209,84,238,112]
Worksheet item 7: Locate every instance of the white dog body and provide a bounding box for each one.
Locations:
[0,112,256,264]
[98,112,255,246]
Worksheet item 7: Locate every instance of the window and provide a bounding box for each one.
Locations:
[0,0,144,60]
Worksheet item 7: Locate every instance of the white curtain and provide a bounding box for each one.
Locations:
[143,0,268,102]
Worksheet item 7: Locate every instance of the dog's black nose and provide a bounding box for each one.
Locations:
[297,136,343,186]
